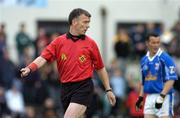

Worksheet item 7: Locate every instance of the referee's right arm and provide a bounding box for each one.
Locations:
[20,56,47,78]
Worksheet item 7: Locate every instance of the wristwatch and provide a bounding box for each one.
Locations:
[105,88,112,93]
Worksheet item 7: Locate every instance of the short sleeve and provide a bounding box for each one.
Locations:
[91,40,104,70]
[41,39,57,63]
[160,53,178,81]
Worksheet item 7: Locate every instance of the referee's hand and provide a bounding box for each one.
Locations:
[20,67,31,78]
[106,91,116,106]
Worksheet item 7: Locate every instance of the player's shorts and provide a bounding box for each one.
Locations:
[144,93,174,117]
[60,78,94,112]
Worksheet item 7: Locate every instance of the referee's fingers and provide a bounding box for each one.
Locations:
[107,92,116,106]
[20,68,27,78]
[20,68,26,72]
[109,95,116,106]
[111,97,116,106]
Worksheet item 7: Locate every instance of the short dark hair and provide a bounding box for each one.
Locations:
[68,8,91,25]
[145,32,159,42]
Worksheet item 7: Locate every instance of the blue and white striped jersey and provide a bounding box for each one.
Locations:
[140,49,178,94]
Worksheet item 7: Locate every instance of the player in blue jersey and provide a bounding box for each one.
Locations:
[135,33,178,118]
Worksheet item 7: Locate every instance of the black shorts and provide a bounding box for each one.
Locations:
[60,78,94,112]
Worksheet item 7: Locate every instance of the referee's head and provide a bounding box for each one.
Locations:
[68,8,91,25]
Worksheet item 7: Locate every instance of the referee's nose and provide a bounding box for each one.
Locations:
[86,24,90,29]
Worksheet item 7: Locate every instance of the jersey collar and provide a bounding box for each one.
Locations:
[146,48,163,61]
[66,32,86,42]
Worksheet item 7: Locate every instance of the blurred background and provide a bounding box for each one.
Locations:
[0,0,180,118]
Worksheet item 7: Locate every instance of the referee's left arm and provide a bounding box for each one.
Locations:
[96,67,111,90]
[96,67,116,106]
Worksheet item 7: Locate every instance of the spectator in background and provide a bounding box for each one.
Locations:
[25,106,36,118]
[44,63,61,110]
[126,82,144,118]
[5,81,25,118]
[167,37,180,57]
[17,53,49,118]
[114,28,131,59]
[0,86,10,117]
[125,60,141,93]
[160,31,173,50]
[145,22,163,35]
[108,58,120,78]
[145,23,156,34]
[43,98,58,118]
[0,23,7,45]
[130,24,146,59]
[114,29,131,75]
[0,50,17,89]
[172,21,180,40]
[0,23,7,58]
[49,32,59,42]
[0,28,4,89]
[110,68,127,117]
[16,23,33,64]
[34,28,49,57]
[168,22,180,58]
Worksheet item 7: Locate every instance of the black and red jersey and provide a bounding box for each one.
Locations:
[41,34,104,83]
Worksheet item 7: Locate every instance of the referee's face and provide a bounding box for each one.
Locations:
[74,14,90,35]
[147,36,161,55]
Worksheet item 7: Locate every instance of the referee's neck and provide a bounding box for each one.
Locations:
[69,27,79,36]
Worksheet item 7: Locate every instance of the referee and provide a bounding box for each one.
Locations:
[20,8,116,118]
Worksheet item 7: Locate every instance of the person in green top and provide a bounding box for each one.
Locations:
[16,23,33,64]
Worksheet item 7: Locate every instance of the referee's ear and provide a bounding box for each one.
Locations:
[72,18,78,26]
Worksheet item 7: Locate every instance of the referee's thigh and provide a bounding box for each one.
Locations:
[64,102,87,118]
